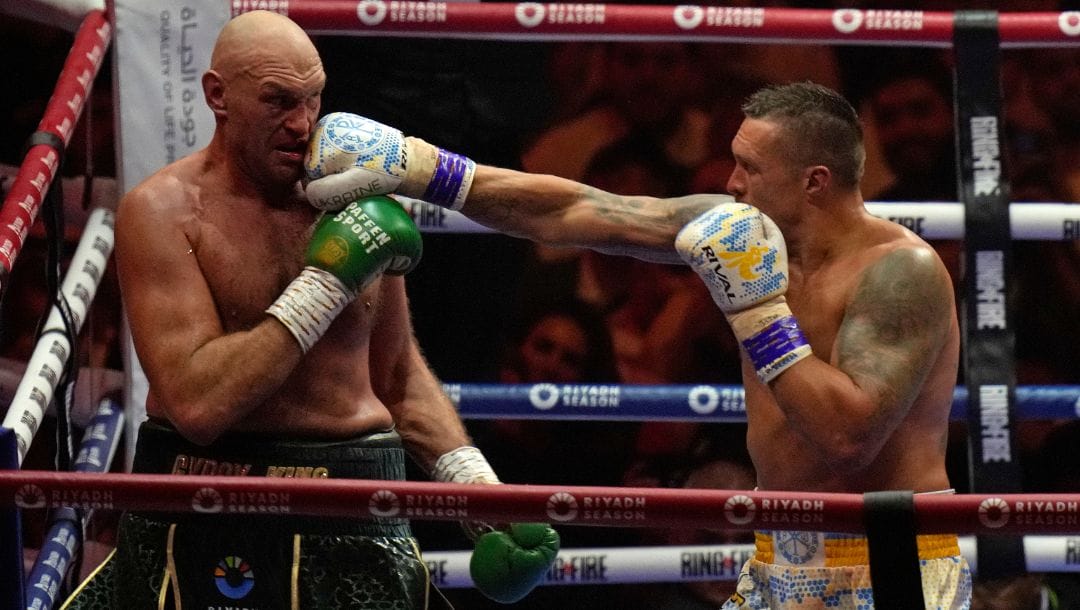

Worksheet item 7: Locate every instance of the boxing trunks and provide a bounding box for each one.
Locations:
[63,419,445,610]
[721,530,972,609]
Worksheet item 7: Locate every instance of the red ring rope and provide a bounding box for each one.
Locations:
[250,3,1080,47]
[4,470,1080,536]
[0,10,110,279]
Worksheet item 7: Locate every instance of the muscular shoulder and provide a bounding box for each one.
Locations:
[847,242,954,337]
[118,155,205,225]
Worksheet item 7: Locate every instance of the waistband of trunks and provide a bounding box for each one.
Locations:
[754,531,961,567]
[130,419,411,536]
[134,418,405,479]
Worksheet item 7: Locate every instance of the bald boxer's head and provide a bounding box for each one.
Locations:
[203,10,325,188]
[210,10,322,83]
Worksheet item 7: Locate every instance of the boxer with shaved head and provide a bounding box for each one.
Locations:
[62,12,560,609]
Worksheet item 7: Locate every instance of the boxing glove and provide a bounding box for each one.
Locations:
[304,112,476,212]
[470,522,560,604]
[675,203,811,383]
[267,195,422,352]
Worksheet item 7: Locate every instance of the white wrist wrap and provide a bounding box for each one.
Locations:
[266,267,355,354]
[432,446,501,485]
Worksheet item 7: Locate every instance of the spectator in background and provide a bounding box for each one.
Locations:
[517,136,740,466]
[865,57,956,202]
[1005,47,1080,386]
[1005,46,1079,202]
[862,54,965,314]
[521,41,712,187]
[520,136,738,385]
[476,298,633,492]
[498,298,620,385]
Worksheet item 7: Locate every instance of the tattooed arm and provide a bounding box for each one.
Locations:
[766,246,955,474]
[461,166,725,263]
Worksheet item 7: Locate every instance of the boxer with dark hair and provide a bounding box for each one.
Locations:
[309,81,969,608]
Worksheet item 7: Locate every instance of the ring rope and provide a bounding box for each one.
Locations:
[4,470,1080,536]
[422,536,1080,588]
[0,10,109,289]
[400,198,1080,240]
[3,2,1073,603]
[264,4,1080,47]
[23,398,122,610]
[440,383,1080,421]
[0,208,117,466]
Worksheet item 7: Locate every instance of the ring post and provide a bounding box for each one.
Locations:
[954,10,1026,580]
[0,427,26,610]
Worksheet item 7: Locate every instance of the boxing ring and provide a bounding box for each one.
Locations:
[1,2,1079,609]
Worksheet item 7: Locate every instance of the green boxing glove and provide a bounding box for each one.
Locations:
[470,522,560,604]
[307,195,423,286]
[267,195,422,352]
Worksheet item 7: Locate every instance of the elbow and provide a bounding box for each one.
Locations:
[162,403,226,446]
[524,219,570,248]
[823,436,880,476]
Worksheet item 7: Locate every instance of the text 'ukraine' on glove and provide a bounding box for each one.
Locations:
[675,203,812,383]
[304,111,476,212]
[470,522,560,604]
[266,195,422,353]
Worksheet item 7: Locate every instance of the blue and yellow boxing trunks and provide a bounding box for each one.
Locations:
[62,419,450,610]
[721,530,973,609]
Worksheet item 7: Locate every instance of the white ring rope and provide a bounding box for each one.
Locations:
[0,207,116,465]
[400,197,1080,240]
[423,536,1080,588]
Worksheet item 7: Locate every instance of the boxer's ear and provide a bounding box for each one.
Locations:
[203,70,226,118]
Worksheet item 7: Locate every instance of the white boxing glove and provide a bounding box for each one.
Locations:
[675,203,812,383]
[304,112,476,212]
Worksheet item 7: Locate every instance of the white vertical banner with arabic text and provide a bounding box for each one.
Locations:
[113,0,227,468]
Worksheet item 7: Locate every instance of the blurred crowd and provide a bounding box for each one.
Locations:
[2,1,1079,607]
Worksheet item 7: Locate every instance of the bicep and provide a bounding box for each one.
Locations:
[115,192,220,387]
[834,247,953,412]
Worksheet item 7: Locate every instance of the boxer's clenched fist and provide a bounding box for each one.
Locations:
[267,195,422,353]
[676,203,811,382]
[304,112,475,212]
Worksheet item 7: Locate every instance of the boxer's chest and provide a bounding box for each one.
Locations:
[786,263,863,361]
[195,198,318,332]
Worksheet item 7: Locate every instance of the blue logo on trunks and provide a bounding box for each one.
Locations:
[324,114,383,154]
[776,531,820,565]
[214,555,255,599]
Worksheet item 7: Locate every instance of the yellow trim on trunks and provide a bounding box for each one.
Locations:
[754,531,960,567]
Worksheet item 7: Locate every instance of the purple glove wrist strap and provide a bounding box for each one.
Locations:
[742,315,809,373]
[424,148,474,208]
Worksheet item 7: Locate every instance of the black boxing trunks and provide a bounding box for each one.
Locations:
[63,419,448,610]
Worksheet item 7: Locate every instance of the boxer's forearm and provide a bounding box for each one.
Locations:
[463,166,722,264]
[387,343,472,471]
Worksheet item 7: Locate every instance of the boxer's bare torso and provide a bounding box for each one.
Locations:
[747,214,959,494]
[118,150,397,442]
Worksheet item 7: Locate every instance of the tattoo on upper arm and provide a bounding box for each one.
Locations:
[836,248,952,408]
